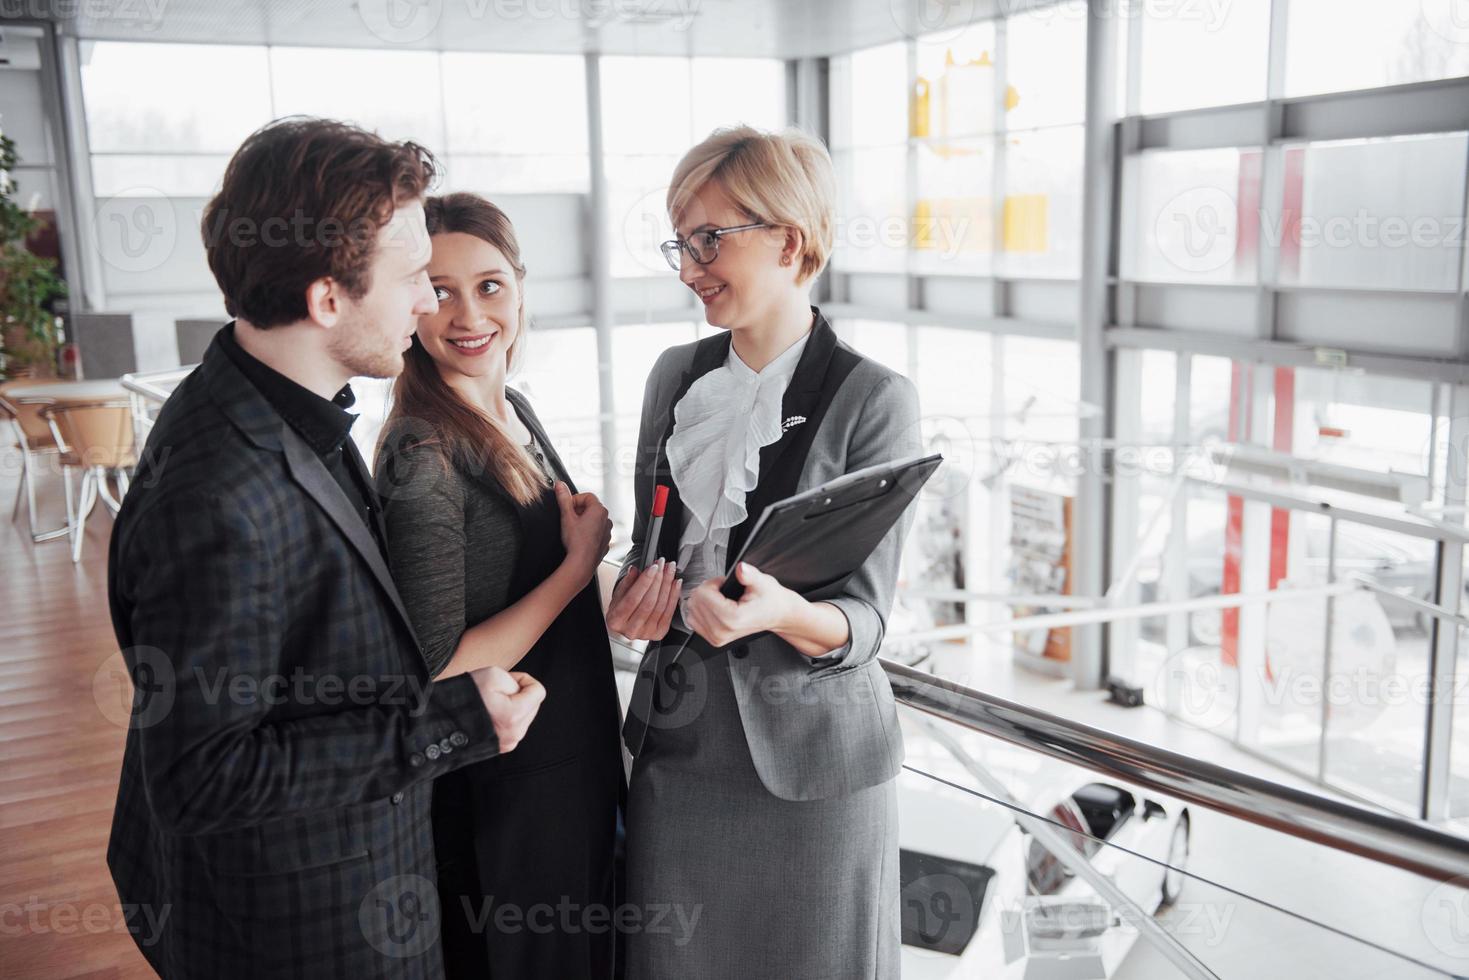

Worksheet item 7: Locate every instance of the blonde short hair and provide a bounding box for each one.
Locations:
[666,125,836,285]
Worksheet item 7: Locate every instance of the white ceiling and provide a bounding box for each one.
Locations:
[4,0,1063,59]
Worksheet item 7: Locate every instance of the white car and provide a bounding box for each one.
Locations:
[899,773,1191,979]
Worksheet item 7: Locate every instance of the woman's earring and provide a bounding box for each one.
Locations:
[780,255,793,267]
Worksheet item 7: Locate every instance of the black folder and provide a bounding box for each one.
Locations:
[718,452,944,602]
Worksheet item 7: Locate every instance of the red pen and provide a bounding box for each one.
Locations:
[644,485,669,569]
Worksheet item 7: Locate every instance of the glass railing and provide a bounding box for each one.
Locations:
[603,572,1469,978]
[894,711,1469,978]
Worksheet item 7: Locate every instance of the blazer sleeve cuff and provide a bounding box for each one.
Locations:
[420,673,500,768]
[809,596,881,668]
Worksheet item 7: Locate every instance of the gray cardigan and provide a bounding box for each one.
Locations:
[373,410,552,676]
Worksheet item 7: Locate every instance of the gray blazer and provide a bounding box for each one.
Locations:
[620,310,922,802]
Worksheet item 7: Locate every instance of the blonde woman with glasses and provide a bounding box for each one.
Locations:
[610,126,922,979]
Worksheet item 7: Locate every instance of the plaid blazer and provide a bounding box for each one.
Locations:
[106,329,500,978]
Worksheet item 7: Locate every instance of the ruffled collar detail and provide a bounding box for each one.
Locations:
[666,330,812,585]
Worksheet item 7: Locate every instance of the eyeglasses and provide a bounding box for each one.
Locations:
[659,222,769,271]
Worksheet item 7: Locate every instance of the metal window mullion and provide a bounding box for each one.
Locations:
[1317,515,1337,782]
[1424,387,1469,819]
[904,38,920,310]
[584,53,620,523]
[991,15,1009,311]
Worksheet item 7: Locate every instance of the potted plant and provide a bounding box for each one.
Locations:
[0,127,67,378]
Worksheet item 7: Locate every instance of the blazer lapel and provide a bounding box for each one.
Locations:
[207,332,425,662]
[280,426,423,654]
[728,310,849,559]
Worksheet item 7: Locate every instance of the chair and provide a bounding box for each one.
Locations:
[39,400,136,563]
[1,382,77,543]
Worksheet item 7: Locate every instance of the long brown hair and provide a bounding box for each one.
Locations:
[379,192,543,507]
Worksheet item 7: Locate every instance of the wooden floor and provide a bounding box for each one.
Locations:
[0,447,154,979]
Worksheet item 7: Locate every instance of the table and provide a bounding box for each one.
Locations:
[1,379,128,404]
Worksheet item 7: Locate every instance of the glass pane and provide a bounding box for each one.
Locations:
[80,41,272,153]
[92,154,229,198]
[913,21,997,141]
[609,321,701,529]
[691,57,786,139]
[1005,0,1087,130]
[897,711,1469,978]
[1289,367,1436,477]
[847,319,910,376]
[1122,148,1262,284]
[830,42,908,148]
[1004,336,1081,447]
[442,53,588,156]
[608,153,681,278]
[442,154,589,195]
[832,146,909,273]
[512,326,602,497]
[912,138,994,277]
[1000,124,1084,278]
[1319,586,1431,814]
[1137,0,1271,114]
[269,48,444,149]
[1247,512,1335,773]
[1277,134,1469,292]
[1287,0,1469,97]
[600,56,693,156]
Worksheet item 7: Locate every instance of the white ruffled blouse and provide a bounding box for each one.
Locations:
[666,329,812,601]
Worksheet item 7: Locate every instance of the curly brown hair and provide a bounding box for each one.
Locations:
[202,116,438,328]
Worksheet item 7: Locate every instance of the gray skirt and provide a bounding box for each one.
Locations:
[624,630,900,979]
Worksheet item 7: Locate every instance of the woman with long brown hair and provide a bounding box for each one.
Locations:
[374,192,638,979]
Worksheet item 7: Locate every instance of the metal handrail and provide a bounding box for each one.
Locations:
[882,659,1469,884]
[602,555,1468,885]
[120,366,196,404]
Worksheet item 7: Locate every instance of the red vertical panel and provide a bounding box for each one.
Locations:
[1260,367,1297,681]
[1235,149,1263,274]
[1268,367,1295,592]
[1221,363,1247,667]
[1278,146,1306,282]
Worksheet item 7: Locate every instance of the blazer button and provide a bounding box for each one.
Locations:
[390,791,404,805]
[450,731,468,747]
[438,737,454,753]
[425,744,442,761]
[409,753,425,768]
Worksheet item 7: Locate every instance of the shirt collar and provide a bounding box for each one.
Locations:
[726,327,812,383]
[218,321,358,456]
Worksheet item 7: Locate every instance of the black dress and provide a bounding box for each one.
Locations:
[376,389,625,980]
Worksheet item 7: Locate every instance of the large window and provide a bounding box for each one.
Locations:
[829,3,1086,281]
[600,56,787,279]
[82,42,272,198]
[1286,0,1469,97]
[80,42,592,200]
[1135,0,1271,114]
